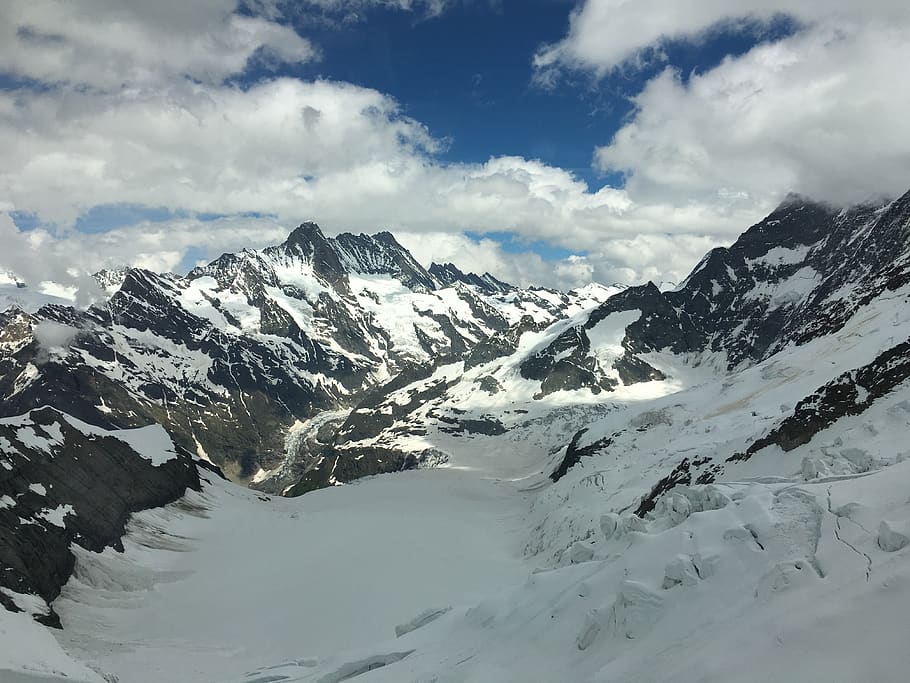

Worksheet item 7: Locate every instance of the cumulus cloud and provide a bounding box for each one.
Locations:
[533,0,910,76]
[1,203,721,297]
[534,1,910,207]
[595,23,910,206]
[0,213,105,307]
[0,0,316,89]
[398,228,721,289]
[0,211,290,293]
[396,231,593,290]
[0,78,438,226]
[7,0,904,296]
[32,320,81,364]
[0,68,755,292]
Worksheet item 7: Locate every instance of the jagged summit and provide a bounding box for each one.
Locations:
[1,217,616,495]
[731,196,843,258]
[92,267,129,291]
[508,190,907,402]
[333,230,436,292]
[285,220,326,243]
[428,262,513,294]
[196,222,506,295]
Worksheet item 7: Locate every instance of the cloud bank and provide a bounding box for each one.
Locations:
[1,0,908,295]
[536,1,910,206]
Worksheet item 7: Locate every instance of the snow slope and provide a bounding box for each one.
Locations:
[0,607,105,682]
[37,299,910,682]
[53,470,529,683]
[40,355,910,683]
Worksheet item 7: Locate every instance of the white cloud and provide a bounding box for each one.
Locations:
[0,78,438,226]
[0,70,761,293]
[594,23,910,206]
[533,0,910,77]
[0,212,596,294]
[7,0,904,297]
[0,212,306,308]
[0,0,316,89]
[533,1,910,206]
[0,212,104,306]
[32,320,81,364]
[396,231,593,290]
[1,203,725,298]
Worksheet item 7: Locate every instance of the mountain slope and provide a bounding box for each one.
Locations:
[0,408,201,628]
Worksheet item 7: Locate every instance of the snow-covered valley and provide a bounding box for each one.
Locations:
[8,296,910,682]
[53,470,528,682]
[8,347,910,682]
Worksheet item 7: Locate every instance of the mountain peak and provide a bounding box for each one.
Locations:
[428,262,512,293]
[775,191,817,209]
[286,221,327,246]
[333,231,436,292]
[373,230,398,244]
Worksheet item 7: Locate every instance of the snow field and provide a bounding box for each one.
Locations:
[53,469,529,683]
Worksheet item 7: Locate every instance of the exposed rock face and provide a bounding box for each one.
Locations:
[334,231,438,292]
[550,429,616,483]
[0,408,200,627]
[428,262,512,294]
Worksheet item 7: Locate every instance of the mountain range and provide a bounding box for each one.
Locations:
[2,188,910,681]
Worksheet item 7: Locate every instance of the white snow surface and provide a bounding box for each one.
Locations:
[60,413,180,466]
[0,605,105,682]
[54,470,526,683]
[586,309,641,371]
[43,328,910,683]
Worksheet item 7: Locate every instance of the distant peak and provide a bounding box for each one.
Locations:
[429,262,465,276]
[778,191,811,206]
[286,221,326,245]
[374,230,398,243]
[428,262,512,293]
[772,192,840,214]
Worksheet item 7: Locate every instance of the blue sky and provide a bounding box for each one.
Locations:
[1,0,908,292]
[260,1,796,185]
[271,0,618,187]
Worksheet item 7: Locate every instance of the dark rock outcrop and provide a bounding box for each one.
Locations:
[550,430,615,482]
[732,338,910,460]
[0,408,201,626]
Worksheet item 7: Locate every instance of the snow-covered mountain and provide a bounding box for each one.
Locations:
[3,189,910,682]
[0,223,616,483]
[298,190,910,494]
